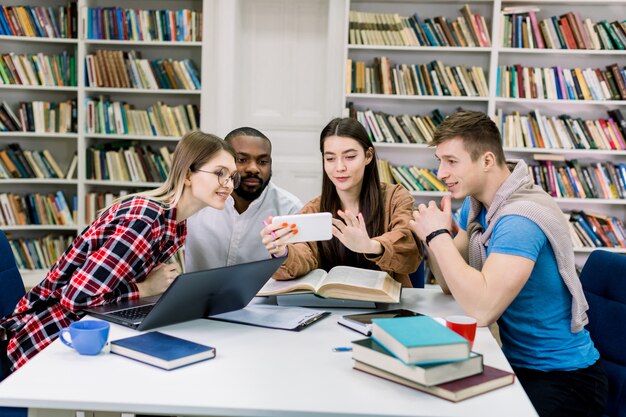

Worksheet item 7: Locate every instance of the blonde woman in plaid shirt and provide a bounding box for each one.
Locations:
[1,131,240,376]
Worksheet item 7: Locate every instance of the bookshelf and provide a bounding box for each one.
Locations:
[341,0,626,265]
[0,0,207,287]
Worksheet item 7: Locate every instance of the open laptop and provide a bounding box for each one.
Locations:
[86,256,286,331]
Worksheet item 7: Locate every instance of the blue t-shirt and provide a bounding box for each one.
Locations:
[458,198,598,371]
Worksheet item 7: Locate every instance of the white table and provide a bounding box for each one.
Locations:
[0,289,538,417]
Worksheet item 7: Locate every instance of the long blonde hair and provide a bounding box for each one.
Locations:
[103,131,236,212]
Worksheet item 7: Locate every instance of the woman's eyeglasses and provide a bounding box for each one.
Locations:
[195,167,241,188]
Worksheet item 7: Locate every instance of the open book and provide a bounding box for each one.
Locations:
[258,266,401,303]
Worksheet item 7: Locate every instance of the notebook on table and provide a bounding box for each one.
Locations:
[85,257,285,331]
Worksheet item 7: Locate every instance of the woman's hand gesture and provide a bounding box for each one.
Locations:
[332,210,382,255]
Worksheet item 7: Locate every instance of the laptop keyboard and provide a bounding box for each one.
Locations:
[109,305,154,322]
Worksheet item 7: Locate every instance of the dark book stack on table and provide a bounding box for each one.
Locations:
[351,316,515,402]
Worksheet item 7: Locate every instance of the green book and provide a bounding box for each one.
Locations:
[601,20,624,49]
[0,61,11,84]
[69,54,76,86]
[371,316,469,365]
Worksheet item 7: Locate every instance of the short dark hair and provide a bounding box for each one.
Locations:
[225,127,270,143]
[432,111,505,165]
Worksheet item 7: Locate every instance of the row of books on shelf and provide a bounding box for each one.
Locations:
[8,234,74,271]
[85,50,201,90]
[352,105,626,152]
[8,235,185,273]
[379,159,626,249]
[347,58,489,97]
[0,144,76,180]
[501,8,626,50]
[85,98,199,137]
[378,160,446,193]
[84,7,202,42]
[86,143,173,183]
[0,51,76,87]
[496,64,626,101]
[380,156,626,201]
[353,316,514,402]
[85,190,129,224]
[529,158,626,200]
[497,109,626,151]
[0,191,75,227]
[568,211,626,249]
[348,4,490,48]
[350,106,444,145]
[0,3,77,39]
[0,100,77,133]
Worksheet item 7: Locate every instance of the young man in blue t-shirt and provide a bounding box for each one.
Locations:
[409,111,607,417]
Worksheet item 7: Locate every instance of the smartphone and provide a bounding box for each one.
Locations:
[272,212,332,243]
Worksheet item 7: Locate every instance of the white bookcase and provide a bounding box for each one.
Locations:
[0,0,208,287]
[342,0,626,265]
[2,0,624,287]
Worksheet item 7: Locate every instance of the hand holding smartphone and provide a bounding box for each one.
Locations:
[271,212,333,243]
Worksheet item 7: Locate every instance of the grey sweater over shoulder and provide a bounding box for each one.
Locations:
[466,160,588,332]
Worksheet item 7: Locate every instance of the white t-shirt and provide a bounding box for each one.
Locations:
[184,182,302,272]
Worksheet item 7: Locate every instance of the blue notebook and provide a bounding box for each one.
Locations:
[371,316,469,365]
[110,331,216,370]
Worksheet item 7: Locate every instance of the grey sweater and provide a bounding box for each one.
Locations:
[466,160,589,332]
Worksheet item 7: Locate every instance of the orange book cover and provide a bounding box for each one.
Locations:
[563,12,585,49]
[584,215,613,246]
[2,7,19,35]
[558,17,577,49]
[528,114,545,147]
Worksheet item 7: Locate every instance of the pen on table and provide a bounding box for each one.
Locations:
[262,220,278,239]
[332,346,352,352]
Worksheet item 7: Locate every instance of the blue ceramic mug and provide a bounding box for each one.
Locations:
[59,320,110,355]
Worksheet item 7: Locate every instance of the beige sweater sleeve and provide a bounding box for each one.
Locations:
[365,183,422,280]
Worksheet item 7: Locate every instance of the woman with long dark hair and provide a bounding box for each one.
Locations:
[261,117,422,286]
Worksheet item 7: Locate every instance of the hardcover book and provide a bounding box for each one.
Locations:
[352,338,483,386]
[354,361,515,402]
[371,316,469,364]
[110,331,216,370]
[257,265,401,303]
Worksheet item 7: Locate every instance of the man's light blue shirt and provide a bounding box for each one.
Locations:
[459,197,599,371]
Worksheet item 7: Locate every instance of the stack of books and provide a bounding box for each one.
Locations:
[352,316,515,402]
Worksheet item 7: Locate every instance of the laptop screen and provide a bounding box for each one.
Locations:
[87,256,286,331]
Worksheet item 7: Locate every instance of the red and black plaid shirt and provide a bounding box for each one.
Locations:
[1,196,186,372]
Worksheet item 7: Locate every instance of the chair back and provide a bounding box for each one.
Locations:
[0,232,26,395]
[579,250,626,417]
[409,260,425,288]
[0,231,25,318]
